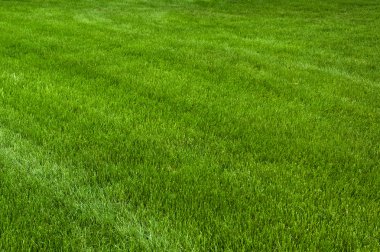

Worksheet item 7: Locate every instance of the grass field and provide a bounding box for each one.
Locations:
[0,0,379,250]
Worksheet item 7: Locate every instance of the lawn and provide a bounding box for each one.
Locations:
[0,0,379,250]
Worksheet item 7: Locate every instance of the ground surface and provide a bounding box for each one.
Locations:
[0,0,379,250]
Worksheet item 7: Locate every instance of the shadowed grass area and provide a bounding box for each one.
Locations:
[0,0,379,250]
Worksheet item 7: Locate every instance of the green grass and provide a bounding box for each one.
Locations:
[0,0,379,250]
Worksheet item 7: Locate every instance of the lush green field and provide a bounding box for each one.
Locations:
[0,0,379,250]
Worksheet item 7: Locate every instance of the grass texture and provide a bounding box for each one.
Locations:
[0,0,379,250]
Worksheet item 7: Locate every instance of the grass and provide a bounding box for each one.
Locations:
[0,0,379,250]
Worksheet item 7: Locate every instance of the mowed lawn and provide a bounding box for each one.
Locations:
[0,0,379,250]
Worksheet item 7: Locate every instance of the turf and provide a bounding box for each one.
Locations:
[0,0,379,250]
